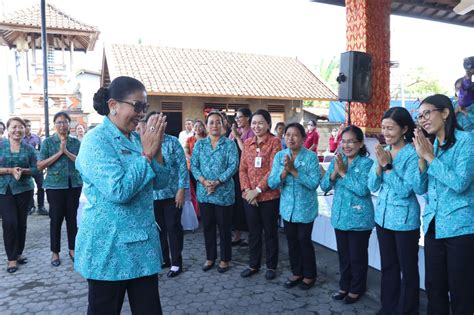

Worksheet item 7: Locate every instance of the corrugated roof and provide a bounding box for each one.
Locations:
[104,43,337,101]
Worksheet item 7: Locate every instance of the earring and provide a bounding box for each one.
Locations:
[111,109,117,116]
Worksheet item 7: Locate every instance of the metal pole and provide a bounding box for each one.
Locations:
[41,0,49,137]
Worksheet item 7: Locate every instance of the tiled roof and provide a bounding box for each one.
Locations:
[0,3,98,32]
[104,44,337,100]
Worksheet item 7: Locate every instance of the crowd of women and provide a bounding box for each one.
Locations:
[0,75,472,315]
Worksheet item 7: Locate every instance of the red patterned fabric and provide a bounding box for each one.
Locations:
[345,0,391,133]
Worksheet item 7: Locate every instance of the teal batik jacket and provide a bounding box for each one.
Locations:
[416,130,474,239]
[368,144,422,231]
[268,148,320,224]
[153,134,189,201]
[0,139,38,195]
[74,117,170,281]
[191,136,239,206]
[39,133,83,189]
[321,155,375,231]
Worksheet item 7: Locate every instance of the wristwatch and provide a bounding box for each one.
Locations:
[382,163,393,171]
[255,186,262,194]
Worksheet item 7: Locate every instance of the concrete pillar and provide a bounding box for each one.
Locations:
[345,0,391,133]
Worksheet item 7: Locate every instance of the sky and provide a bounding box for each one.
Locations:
[0,0,473,120]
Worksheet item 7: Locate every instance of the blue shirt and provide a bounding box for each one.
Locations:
[39,134,82,189]
[417,130,474,239]
[191,136,239,206]
[268,148,320,223]
[368,144,422,231]
[0,139,38,195]
[153,134,189,200]
[321,155,375,231]
[74,117,170,281]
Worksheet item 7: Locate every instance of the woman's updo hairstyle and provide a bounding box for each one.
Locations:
[93,76,146,116]
[251,109,272,133]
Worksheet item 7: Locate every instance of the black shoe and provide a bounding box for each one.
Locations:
[343,293,362,304]
[202,262,215,272]
[332,291,348,300]
[7,266,18,273]
[240,268,259,278]
[69,253,75,262]
[231,239,241,246]
[37,207,48,215]
[51,259,61,267]
[284,277,302,289]
[265,269,276,280]
[16,256,28,265]
[298,279,315,290]
[28,207,36,215]
[217,265,230,273]
[167,268,182,278]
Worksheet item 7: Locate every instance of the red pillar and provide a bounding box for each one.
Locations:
[345,0,391,133]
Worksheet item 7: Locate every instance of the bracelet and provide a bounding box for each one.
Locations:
[141,151,152,162]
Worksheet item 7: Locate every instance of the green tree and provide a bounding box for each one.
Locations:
[305,57,339,107]
[391,66,448,100]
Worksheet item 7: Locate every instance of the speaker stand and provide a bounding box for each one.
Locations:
[347,101,352,125]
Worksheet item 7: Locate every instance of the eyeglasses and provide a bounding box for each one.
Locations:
[415,109,442,122]
[307,124,315,127]
[340,140,359,145]
[116,99,150,113]
[55,121,70,126]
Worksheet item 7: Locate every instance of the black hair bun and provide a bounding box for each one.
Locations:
[93,87,110,116]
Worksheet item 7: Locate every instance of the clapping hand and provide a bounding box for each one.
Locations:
[284,154,296,175]
[375,144,391,167]
[334,153,346,177]
[140,114,167,159]
[413,127,434,163]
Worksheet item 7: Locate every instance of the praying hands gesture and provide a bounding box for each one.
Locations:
[330,153,346,181]
[140,113,167,164]
[413,127,434,172]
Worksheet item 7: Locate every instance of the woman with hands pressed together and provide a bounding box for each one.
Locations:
[0,117,38,273]
[239,109,281,280]
[38,111,82,267]
[268,122,320,290]
[413,94,474,315]
[368,107,423,315]
[191,111,239,273]
[321,125,374,304]
[75,76,170,314]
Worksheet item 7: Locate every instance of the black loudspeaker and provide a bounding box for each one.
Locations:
[336,51,372,102]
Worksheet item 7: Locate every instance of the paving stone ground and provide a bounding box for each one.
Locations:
[0,212,427,314]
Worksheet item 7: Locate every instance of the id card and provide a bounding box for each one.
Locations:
[255,157,262,168]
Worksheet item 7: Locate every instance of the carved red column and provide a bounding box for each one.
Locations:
[345,0,391,133]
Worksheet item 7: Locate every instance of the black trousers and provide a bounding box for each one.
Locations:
[87,274,162,315]
[46,187,82,253]
[199,203,233,262]
[283,220,317,279]
[425,221,474,315]
[335,229,372,294]
[0,189,33,260]
[376,224,420,315]
[29,172,45,208]
[153,198,183,267]
[232,173,247,231]
[244,198,279,270]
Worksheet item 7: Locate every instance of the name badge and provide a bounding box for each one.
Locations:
[121,149,132,155]
[255,157,262,168]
